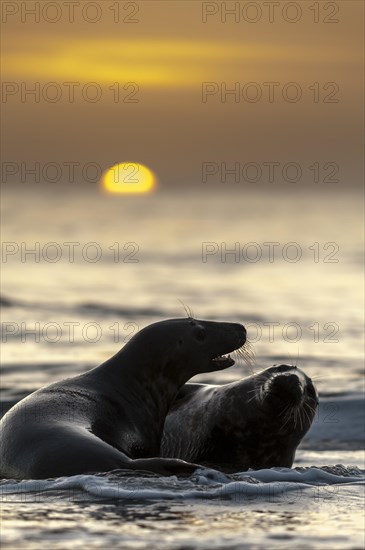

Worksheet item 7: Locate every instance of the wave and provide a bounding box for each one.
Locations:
[0,296,167,317]
[0,296,15,307]
[78,303,165,318]
[1,465,363,503]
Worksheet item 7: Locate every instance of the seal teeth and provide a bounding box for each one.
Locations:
[212,353,230,362]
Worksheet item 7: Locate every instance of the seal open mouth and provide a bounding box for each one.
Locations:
[208,322,247,370]
[211,354,235,368]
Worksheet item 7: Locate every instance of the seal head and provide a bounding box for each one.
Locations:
[162,365,318,472]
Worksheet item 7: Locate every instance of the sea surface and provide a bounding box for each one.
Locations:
[1,184,364,549]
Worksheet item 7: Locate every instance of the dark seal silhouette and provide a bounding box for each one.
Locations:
[0,318,246,479]
[161,365,318,472]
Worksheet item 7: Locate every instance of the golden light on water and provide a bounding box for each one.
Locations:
[101,163,157,194]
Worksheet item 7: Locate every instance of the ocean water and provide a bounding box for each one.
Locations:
[1,184,364,549]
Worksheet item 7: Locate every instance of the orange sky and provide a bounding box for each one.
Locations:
[1,0,363,188]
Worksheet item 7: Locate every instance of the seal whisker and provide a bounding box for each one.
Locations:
[295,407,303,431]
[297,409,302,431]
[246,389,258,403]
[246,394,257,404]
[278,403,291,417]
[293,410,298,429]
[238,349,255,362]
[299,410,305,429]
[252,374,267,383]
[233,350,252,366]
[246,382,263,403]
[177,300,194,319]
[243,344,255,357]
[294,346,299,368]
[280,399,298,431]
[248,378,267,402]
[279,402,291,414]
[238,341,254,354]
[304,403,317,423]
[302,405,311,426]
[296,408,301,430]
[280,410,294,432]
[234,344,256,368]
[305,402,317,415]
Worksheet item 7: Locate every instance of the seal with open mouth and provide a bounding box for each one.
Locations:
[161,365,318,472]
[0,317,246,479]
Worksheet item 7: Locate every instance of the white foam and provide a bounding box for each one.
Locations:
[1,465,363,503]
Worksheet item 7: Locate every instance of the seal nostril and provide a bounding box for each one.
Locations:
[286,374,300,384]
[271,374,303,402]
[275,374,300,388]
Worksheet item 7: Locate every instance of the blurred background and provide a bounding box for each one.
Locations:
[1,0,364,393]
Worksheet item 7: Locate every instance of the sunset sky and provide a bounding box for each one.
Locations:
[2,0,363,188]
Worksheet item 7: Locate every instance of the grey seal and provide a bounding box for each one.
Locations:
[161,365,318,472]
[0,318,246,479]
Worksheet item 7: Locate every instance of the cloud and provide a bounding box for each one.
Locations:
[3,35,355,87]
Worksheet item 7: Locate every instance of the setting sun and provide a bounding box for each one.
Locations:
[101,162,157,194]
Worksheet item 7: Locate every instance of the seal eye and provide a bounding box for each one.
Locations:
[194,326,206,342]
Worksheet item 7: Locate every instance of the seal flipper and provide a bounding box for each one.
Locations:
[3,425,132,479]
[1,423,200,479]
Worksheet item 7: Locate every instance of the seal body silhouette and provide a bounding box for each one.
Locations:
[0,318,246,479]
[161,365,318,472]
